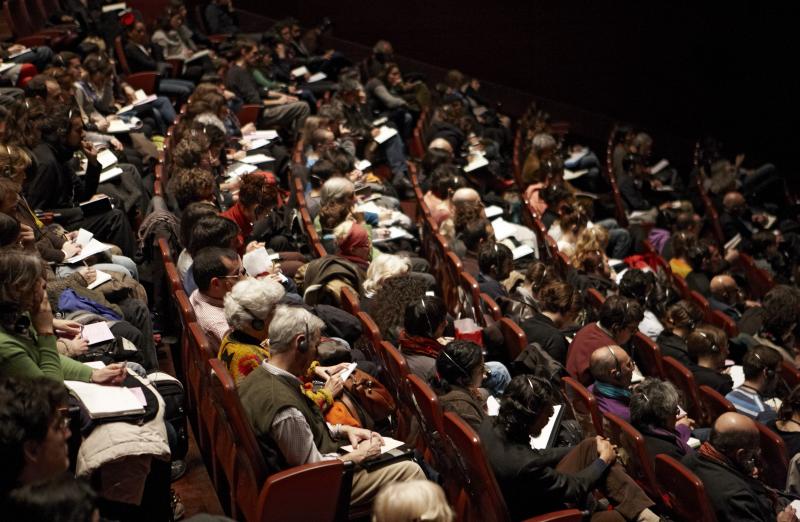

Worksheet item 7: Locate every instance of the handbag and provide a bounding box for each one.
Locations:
[343,369,395,425]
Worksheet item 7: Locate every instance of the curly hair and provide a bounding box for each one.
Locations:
[237,172,278,210]
[171,133,211,169]
[495,375,554,444]
[318,200,351,232]
[435,340,483,393]
[525,261,561,294]
[369,274,428,340]
[452,199,485,237]
[168,167,215,210]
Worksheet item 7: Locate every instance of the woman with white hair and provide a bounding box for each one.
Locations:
[371,480,454,522]
[219,277,286,385]
[362,254,409,305]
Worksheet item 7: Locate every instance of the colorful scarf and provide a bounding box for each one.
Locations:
[337,221,371,269]
[594,381,632,400]
[398,331,444,359]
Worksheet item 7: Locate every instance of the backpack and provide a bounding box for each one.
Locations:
[148,372,188,461]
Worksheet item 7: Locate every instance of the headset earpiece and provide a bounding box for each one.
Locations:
[419,297,434,338]
[2,145,13,178]
[697,331,718,352]
[298,321,310,353]
[606,345,622,379]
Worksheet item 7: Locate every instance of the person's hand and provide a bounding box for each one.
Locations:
[753,214,768,227]
[285,94,298,102]
[77,266,97,285]
[245,241,265,253]
[777,505,798,522]
[31,290,55,336]
[323,49,335,60]
[317,363,350,380]
[323,373,344,398]
[735,153,746,169]
[745,299,760,309]
[343,425,384,449]
[650,179,663,189]
[724,247,740,263]
[62,336,89,356]
[90,363,127,385]
[275,43,286,59]
[18,223,35,249]
[469,78,481,91]
[81,141,98,164]
[54,319,82,337]
[109,137,124,151]
[676,416,695,430]
[596,436,617,465]
[241,122,256,134]
[61,240,82,258]
[370,128,381,138]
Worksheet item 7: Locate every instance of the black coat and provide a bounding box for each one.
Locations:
[478,418,606,521]
[638,424,688,461]
[682,452,776,522]
[689,363,734,395]
[520,312,569,365]
[656,330,692,368]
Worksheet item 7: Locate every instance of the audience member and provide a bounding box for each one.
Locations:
[588,345,634,421]
[725,345,782,419]
[371,480,454,522]
[630,378,694,461]
[685,325,733,395]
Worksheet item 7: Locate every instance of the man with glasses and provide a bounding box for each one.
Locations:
[188,247,245,345]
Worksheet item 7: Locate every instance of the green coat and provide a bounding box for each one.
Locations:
[0,318,92,382]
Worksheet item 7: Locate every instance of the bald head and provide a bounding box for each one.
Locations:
[452,187,480,204]
[723,191,745,211]
[710,274,738,303]
[428,138,453,156]
[589,345,632,385]
[710,412,759,461]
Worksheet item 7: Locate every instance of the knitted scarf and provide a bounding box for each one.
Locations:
[398,331,443,359]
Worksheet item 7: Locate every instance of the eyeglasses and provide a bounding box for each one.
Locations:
[219,267,246,279]
[53,406,70,431]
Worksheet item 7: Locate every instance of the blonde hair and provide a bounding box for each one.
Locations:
[572,226,609,268]
[372,480,454,522]
[0,144,32,183]
[363,254,409,297]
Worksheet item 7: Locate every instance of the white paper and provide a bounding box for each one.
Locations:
[87,269,113,290]
[563,168,589,181]
[74,228,94,247]
[243,138,268,151]
[133,89,147,101]
[97,149,118,170]
[372,116,388,127]
[373,125,398,144]
[687,437,701,449]
[339,362,358,381]
[725,233,742,251]
[242,248,274,277]
[241,153,275,164]
[764,213,777,230]
[226,162,258,179]
[83,360,106,369]
[567,148,589,164]
[308,72,327,83]
[245,130,279,140]
[106,119,133,133]
[340,436,404,454]
[486,396,500,416]
[0,63,16,73]
[7,48,32,59]
[512,244,535,260]
[81,321,115,345]
[491,218,517,241]
[291,66,310,77]
[101,2,126,12]
[185,49,210,63]
[484,205,503,219]
[727,365,745,388]
[632,365,644,384]
[529,404,562,450]
[792,500,800,514]
[372,226,413,243]
[117,94,157,114]
[65,238,111,263]
[463,154,489,173]
[99,167,123,183]
[650,159,669,174]
[64,380,146,419]
[355,159,371,171]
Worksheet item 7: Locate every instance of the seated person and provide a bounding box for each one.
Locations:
[588,345,634,422]
[188,247,244,345]
[618,269,664,341]
[4,474,103,522]
[726,345,782,419]
[238,305,426,506]
[372,480,454,522]
[176,202,217,281]
[719,191,771,243]
[709,274,757,324]
[630,378,694,461]
[657,300,704,368]
[123,21,196,99]
[519,281,579,364]
[568,248,617,297]
[479,375,658,521]
[220,172,279,254]
[361,253,409,313]
[434,340,490,430]
[686,325,733,395]
[617,153,660,220]
[182,216,240,295]
[763,385,800,457]
[567,296,643,386]
[668,231,697,278]
[476,241,512,302]
[506,261,563,322]
[682,412,797,522]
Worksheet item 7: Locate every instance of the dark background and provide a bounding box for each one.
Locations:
[232,1,796,175]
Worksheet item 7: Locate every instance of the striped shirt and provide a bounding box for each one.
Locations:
[725,386,773,419]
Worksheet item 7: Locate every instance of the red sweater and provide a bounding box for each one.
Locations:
[566,322,616,386]
[221,202,251,254]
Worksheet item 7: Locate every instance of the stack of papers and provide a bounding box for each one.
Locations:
[484,205,504,219]
[0,63,16,74]
[650,159,669,174]
[341,436,404,454]
[81,321,115,345]
[97,149,118,170]
[308,72,327,83]
[240,153,275,164]
[244,130,279,141]
[226,162,258,179]
[355,159,372,171]
[291,66,310,78]
[65,238,111,263]
[101,2,126,12]
[463,154,489,173]
[107,119,134,134]
[185,49,210,63]
[116,93,157,115]
[99,167,123,183]
[242,247,275,277]
[242,138,269,151]
[87,269,113,290]
[564,168,589,181]
[372,226,413,243]
[64,380,145,419]
[512,244,535,260]
[74,228,93,247]
[491,218,517,241]
[373,126,397,144]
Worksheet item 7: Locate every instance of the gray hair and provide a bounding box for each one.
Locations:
[320,177,355,206]
[532,133,556,154]
[630,378,680,430]
[223,278,285,331]
[268,305,325,354]
[633,132,653,150]
[363,254,409,297]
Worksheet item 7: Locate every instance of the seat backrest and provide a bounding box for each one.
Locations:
[339,286,360,316]
[698,384,735,420]
[442,251,464,314]
[756,421,789,490]
[174,290,196,330]
[356,311,381,361]
[737,252,775,299]
[256,460,343,522]
[157,236,174,264]
[113,35,131,75]
[480,293,502,323]
[442,411,511,522]
[662,356,705,425]
[603,412,659,499]
[406,373,444,435]
[237,104,262,127]
[709,309,738,339]
[689,290,711,322]
[498,317,528,363]
[5,0,35,37]
[207,358,239,518]
[655,454,718,522]
[781,360,800,391]
[526,509,584,522]
[671,273,691,300]
[164,260,183,294]
[381,341,410,401]
[562,376,604,436]
[632,332,664,378]
[458,270,483,324]
[585,287,606,312]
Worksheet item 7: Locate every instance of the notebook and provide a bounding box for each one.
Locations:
[529,404,564,450]
[64,380,145,419]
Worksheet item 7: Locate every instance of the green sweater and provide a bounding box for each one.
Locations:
[0,320,92,382]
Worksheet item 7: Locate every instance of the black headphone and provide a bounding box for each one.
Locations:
[752,351,776,380]
[298,321,310,353]
[697,331,718,352]
[606,345,622,379]
[0,301,30,334]
[419,297,434,338]
[2,145,12,178]
[492,242,502,274]
[441,349,469,378]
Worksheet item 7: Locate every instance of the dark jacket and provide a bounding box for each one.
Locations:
[685,270,711,297]
[204,3,239,34]
[225,63,261,106]
[479,418,607,521]
[124,40,164,73]
[438,386,485,431]
[638,424,689,461]
[27,142,100,213]
[656,330,692,368]
[520,312,569,365]
[689,363,733,395]
[719,209,756,242]
[477,272,508,302]
[682,451,776,522]
[617,172,653,211]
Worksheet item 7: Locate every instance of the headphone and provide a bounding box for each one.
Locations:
[419,297,434,338]
[2,145,12,179]
[606,346,622,379]
[298,321,310,353]
[697,331,718,352]
[441,349,469,378]
[752,351,776,380]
